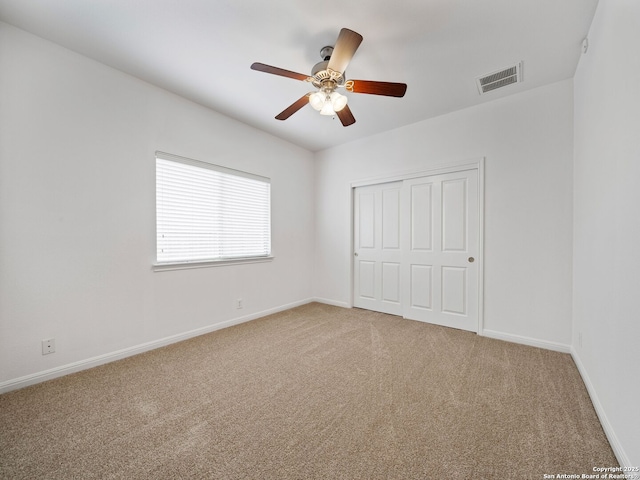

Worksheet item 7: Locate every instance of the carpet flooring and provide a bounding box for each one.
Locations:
[0,303,617,479]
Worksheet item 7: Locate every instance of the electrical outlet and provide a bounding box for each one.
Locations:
[236,298,243,309]
[42,338,55,355]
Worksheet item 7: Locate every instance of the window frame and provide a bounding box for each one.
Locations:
[153,151,273,271]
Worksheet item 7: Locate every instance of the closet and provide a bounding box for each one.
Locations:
[353,168,480,332]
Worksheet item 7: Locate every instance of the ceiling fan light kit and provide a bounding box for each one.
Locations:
[309,90,348,115]
[250,28,407,126]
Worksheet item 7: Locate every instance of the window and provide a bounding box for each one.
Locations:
[155,152,271,267]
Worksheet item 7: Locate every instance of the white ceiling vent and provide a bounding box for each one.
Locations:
[476,62,522,95]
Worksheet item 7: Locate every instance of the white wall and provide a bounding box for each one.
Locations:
[314,79,574,348]
[573,0,640,467]
[0,22,315,389]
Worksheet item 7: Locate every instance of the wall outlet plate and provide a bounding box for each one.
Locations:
[42,338,55,355]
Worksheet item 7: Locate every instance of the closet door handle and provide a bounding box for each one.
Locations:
[354,252,359,257]
[468,257,475,263]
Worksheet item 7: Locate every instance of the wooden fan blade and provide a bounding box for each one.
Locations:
[275,94,311,120]
[327,28,363,74]
[346,80,407,97]
[336,104,356,127]
[251,62,311,82]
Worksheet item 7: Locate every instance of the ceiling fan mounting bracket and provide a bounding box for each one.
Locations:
[319,46,333,61]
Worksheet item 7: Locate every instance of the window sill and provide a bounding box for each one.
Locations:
[153,256,274,272]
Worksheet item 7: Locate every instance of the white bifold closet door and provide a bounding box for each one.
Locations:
[353,169,479,332]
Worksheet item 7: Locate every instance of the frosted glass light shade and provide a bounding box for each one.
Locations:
[310,90,348,116]
[309,92,324,111]
[319,100,335,116]
[330,92,348,112]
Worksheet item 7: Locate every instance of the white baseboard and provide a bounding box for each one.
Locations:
[479,331,630,466]
[481,329,572,353]
[0,298,315,394]
[570,347,631,468]
[312,297,351,308]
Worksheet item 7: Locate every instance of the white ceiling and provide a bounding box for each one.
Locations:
[0,0,599,152]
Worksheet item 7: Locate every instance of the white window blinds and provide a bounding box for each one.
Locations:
[156,152,271,264]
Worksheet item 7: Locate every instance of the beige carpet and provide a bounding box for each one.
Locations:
[0,303,617,479]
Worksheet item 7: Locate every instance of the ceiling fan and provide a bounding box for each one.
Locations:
[250,28,407,126]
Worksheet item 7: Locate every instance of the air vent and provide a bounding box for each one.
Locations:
[476,62,522,95]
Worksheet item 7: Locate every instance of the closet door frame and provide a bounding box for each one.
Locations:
[349,157,485,334]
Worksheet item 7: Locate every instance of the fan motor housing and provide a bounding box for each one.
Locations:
[311,60,330,76]
[311,47,345,89]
